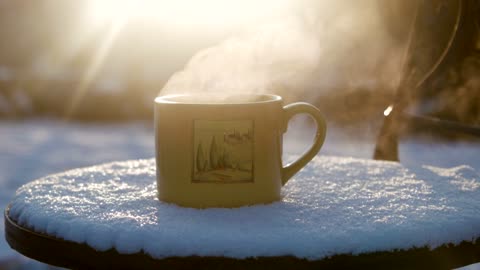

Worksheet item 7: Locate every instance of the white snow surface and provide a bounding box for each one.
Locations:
[8,156,480,260]
[0,120,154,265]
[1,119,480,269]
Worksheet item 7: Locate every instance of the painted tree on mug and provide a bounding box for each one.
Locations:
[196,141,207,172]
[210,136,219,169]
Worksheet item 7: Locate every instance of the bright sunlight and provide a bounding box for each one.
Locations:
[86,0,293,29]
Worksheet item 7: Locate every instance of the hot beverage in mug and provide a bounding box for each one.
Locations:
[154,93,326,208]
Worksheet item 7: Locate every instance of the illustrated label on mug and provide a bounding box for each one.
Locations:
[192,119,254,183]
[154,93,326,208]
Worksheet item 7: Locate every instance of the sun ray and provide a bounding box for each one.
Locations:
[63,18,127,120]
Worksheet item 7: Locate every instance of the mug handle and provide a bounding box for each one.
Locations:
[282,102,327,185]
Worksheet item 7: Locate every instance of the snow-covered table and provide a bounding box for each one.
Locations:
[4,156,480,269]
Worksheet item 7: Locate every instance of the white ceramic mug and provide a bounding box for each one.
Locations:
[154,93,326,208]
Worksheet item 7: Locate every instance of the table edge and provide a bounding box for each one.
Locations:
[4,205,480,270]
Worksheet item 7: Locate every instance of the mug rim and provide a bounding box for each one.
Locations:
[155,93,282,105]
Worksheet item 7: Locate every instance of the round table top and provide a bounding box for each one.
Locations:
[5,156,480,269]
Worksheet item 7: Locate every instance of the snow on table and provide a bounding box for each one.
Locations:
[8,156,480,260]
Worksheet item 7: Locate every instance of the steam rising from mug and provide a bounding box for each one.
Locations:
[160,0,403,99]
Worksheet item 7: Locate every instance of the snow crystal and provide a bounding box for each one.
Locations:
[8,156,480,260]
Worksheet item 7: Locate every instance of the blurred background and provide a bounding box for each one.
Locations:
[0,0,401,123]
[1,0,479,269]
[1,0,478,128]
